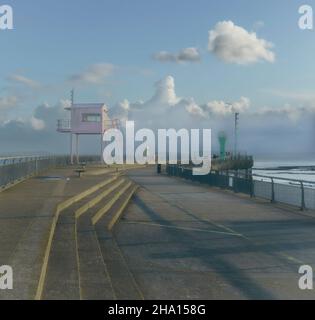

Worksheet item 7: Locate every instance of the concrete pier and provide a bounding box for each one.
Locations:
[115,167,315,299]
[0,166,135,299]
[1,165,315,299]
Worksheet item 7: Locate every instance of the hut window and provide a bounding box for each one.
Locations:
[82,113,101,122]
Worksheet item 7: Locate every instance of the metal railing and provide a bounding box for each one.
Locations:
[252,174,315,211]
[57,119,71,132]
[0,155,101,189]
[165,164,315,211]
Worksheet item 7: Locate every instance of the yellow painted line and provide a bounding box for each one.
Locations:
[75,178,125,299]
[92,181,132,225]
[34,207,59,300]
[34,174,119,300]
[121,221,243,236]
[108,185,138,231]
[74,215,82,300]
[75,178,125,219]
[59,174,119,212]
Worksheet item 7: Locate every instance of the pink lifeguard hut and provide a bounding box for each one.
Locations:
[57,93,119,164]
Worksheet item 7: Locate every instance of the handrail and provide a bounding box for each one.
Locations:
[0,155,53,166]
[252,173,315,186]
[174,164,315,186]
[166,163,315,211]
[0,154,102,190]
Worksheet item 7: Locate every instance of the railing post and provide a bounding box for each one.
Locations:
[233,171,238,193]
[250,176,254,198]
[300,181,306,211]
[271,178,275,203]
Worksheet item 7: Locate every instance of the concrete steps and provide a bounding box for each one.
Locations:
[95,184,142,300]
[42,208,79,299]
[76,212,115,300]
[38,174,138,300]
[77,182,139,300]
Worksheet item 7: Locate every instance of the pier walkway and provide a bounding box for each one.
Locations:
[114,167,315,299]
[1,165,315,299]
[0,166,131,299]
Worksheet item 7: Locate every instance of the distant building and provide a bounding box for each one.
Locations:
[57,102,119,163]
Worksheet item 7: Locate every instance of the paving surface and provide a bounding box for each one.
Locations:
[113,167,315,299]
[0,167,116,299]
[2,165,315,300]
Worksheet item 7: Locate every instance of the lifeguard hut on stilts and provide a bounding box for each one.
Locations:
[57,91,119,164]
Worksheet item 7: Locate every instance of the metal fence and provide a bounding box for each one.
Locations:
[0,155,100,189]
[165,164,315,211]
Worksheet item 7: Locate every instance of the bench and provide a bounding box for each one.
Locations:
[74,167,86,177]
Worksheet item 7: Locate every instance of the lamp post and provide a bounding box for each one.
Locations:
[234,112,239,158]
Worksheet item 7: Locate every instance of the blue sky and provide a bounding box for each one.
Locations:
[0,0,314,155]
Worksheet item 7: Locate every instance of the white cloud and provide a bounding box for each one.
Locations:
[30,116,45,130]
[0,99,71,153]
[109,99,130,123]
[208,21,275,65]
[118,99,130,111]
[153,51,177,62]
[108,75,315,154]
[7,74,41,88]
[206,97,250,115]
[0,95,19,111]
[69,63,115,84]
[150,76,180,106]
[177,47,201,62]
[1,76,314,155]
[110,75,250,129]
[255,103,315,123]
[153,47,201,63]
[0,96,19,123]
[185,99,206,118]
[33,100,70,129]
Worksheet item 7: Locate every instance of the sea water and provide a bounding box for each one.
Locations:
[253,159,315,183]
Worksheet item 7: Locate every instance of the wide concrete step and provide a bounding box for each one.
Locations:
[76,180,134,300]
[91,180,133,225]
[99,184,138,231]
[40,175,123,300]
[36,173,121,299]
[95,184,142,300]
[58,174,120,212]
[76,212,115,300]
[41,210,79,300]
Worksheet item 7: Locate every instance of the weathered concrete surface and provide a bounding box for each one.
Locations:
[113,167,315,299]
[77,212,115,300]
[2,165,315,300]
[0,167,118,300]
[42,176,126,300]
